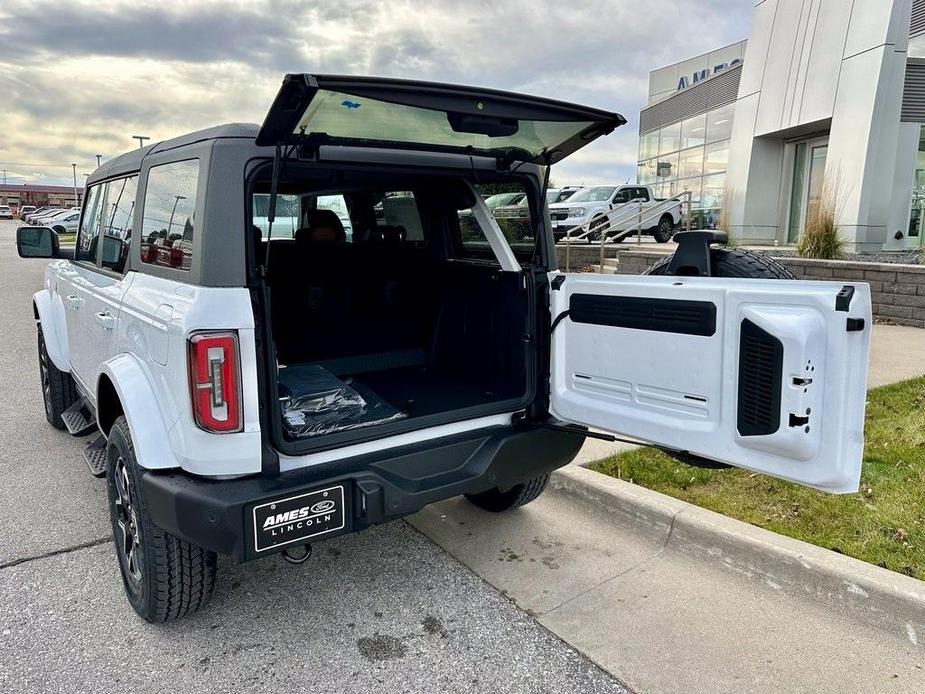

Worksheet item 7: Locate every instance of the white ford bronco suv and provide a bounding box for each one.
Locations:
[17,75,872,622]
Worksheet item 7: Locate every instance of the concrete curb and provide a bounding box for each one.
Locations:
[550,465,925,645]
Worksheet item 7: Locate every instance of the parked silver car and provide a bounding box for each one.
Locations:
[40,209,81,234]
[0,205,12,220]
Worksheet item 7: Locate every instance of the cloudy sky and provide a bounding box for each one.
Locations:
[0,0,751,188]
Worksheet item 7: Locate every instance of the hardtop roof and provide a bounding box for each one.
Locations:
[87,123,259,185]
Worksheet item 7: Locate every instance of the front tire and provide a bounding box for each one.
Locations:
[465,474,550,512]
[106,416,217,622]
[37,324,78,429]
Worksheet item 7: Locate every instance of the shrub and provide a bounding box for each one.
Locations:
[797,179,845,259]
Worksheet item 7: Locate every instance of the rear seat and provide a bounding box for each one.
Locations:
[268,219,438,368]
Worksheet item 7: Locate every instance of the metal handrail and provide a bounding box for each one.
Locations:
[562,191,695,272]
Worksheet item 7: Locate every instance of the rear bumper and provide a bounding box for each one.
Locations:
[141,424,584,562]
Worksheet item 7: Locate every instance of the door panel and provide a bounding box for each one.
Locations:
[550,273,871,493]
[67,265,132,397]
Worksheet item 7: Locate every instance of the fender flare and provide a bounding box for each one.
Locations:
[98,354,180,470]
[33,289,70,372]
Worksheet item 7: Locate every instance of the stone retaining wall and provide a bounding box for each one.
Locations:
[565,248,925,328]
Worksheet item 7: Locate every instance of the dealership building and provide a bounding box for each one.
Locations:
[0,183,83,210]
[638,0,925,253]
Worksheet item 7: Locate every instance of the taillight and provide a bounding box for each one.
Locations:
[188,331,242,433]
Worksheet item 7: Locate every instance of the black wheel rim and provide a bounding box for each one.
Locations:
[113,456,144,586]
[660,219,671,235]
[39,342,51,416]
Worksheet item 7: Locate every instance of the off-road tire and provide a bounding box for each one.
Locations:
[465,474,550,512]
[652,214,676,243]
[106,416,217,622]
[645,247,796,279]
[37,324,78,429]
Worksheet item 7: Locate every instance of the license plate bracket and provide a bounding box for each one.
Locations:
[252,485,346,553]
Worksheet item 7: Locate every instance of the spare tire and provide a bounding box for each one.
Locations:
[645,247,795,279]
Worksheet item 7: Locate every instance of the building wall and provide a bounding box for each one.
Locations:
[727,0,914,252]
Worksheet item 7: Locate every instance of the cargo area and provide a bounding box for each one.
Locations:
[252,167,538,446]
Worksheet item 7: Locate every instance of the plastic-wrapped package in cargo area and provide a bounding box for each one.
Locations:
[278,365,406,439]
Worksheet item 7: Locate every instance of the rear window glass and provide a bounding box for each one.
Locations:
[295,89,594,161]
[140,159,199,271]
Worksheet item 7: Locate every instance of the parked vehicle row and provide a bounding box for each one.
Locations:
[20,206,81,231]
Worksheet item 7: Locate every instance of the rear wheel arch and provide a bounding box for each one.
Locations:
[96,374,124,437]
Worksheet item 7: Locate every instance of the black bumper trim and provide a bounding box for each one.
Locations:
[141,425,583,561]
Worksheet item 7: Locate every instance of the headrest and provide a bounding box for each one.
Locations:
[301,208,346,243]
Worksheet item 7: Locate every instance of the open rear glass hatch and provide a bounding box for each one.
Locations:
[256,74,626,164]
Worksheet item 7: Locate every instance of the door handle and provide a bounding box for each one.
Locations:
[65,295,82,310]
[94,311,116,330]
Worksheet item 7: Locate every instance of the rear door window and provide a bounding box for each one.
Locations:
[140,160,199,271]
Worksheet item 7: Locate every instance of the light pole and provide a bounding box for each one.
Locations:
[132,135,150,149]
[167,195,186,236]
[71,163,78,207]
[96,154,102,167]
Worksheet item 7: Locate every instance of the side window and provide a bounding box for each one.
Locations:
[634,187,650,202]
[75,185,104,264]
[140,160,199,271]
[101,175,138,274]
[612,188,632,204]
[455,182,535,262]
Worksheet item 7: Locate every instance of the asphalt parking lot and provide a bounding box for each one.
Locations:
[0,222,626,694]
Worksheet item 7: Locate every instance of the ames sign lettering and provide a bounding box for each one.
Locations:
[677,59,743,92]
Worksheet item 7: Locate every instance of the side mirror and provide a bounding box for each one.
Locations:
[16,226,59,258]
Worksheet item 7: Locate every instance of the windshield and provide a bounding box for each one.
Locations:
[567,186,616,203]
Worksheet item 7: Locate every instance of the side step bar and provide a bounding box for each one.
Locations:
[61,398,97,437]
[83,435,107,478]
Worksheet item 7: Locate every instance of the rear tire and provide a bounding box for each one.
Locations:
[37,324,78,429]
[106,416,217,622]
[465,474,550,512]
[653,214,675,243]
[645,247,796,279]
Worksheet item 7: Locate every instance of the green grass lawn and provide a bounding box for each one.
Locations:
[591,377,925,579]
[58,233,76,245]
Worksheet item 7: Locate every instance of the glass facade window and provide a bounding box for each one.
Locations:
[658,122,682,155]
[679,147,704,179]
[636,102,735,230]
[680,114,707,150]
[705,103,735,143]
[640,131,659,160]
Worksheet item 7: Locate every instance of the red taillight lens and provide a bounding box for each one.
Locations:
[188,332,242,433]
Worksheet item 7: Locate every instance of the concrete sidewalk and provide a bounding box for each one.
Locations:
[573,323,925,467]
[409,468,925,693]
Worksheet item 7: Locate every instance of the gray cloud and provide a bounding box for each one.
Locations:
[0,0,751,186]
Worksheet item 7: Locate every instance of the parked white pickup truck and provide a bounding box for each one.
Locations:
[549,184,683,243]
